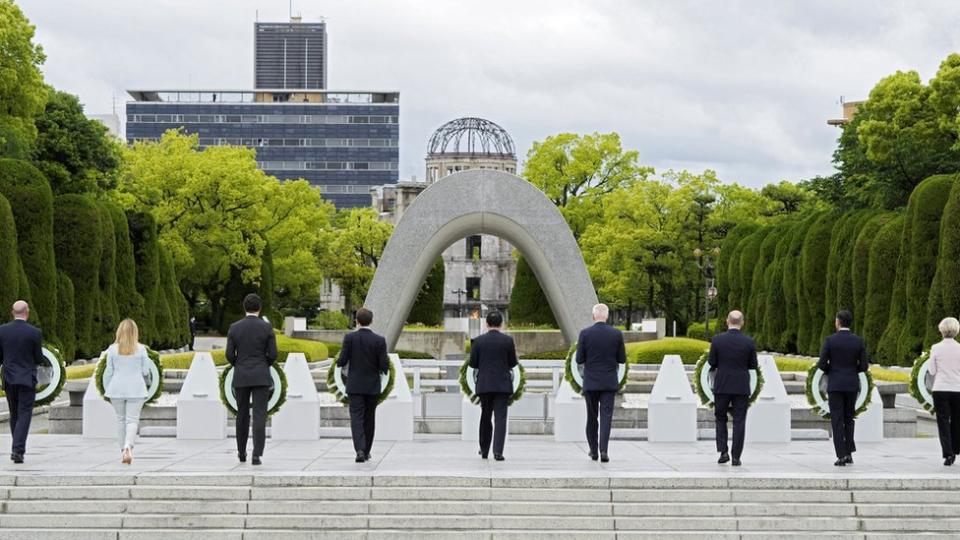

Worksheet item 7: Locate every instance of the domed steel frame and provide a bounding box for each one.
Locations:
[427,117,515,158]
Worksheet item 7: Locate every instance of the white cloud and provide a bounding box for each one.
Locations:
[18,0,960,187]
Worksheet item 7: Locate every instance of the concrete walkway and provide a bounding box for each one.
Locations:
[0,435,957,480]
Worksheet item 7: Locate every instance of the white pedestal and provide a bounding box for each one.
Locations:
[271,353,320,440]
[746,355,792,442]
[856,387,884,442]
[376,354,414,441]
[554,379,587,442]
[176,352,227,439]
[82,377,116,439]
[648,355,697,442]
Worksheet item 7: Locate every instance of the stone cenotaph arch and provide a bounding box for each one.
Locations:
[365,169,599,349]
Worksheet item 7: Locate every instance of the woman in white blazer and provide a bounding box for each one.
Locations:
[929,317,960,466]
[102,319,151,464]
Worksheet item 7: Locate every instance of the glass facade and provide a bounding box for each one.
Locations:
[255,20,327,90]
[125,91,400,208]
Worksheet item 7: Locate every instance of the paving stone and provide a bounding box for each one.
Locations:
[246,532,366,540]
[612,488,729,503]
[736,517,862,531]
[7,487,130,500]
[118,532,242,540]
[129,486,250,500]
[3,500,126,514]
[243,515,368,529]
[252,475,372,487]
[615,517,738,531]
[120,515,246,529]
[614,502,735,517]
[249,487,370,500]
[734,503,857,517]
[373,487,490,501]
[0,514,123,528]
[246,500,367,515]
[0,530,118,540]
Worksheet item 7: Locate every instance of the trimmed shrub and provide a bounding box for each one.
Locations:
[407,258,444,326]
[761,224,796,351]
[0,194,20,311]
[835,211,880,330]
[927,175,960,347]
[852,213,892,336]
[311,310,350,330]
[53,194,102,358]
[275,334,329,362]
[897,174,954,362]
[781,216,816,353]
[747,227,778,343]
[0,159,57,335]
[866,215,905,363]
[736,229,769,321]
[152,251,176,349]
[717,223,758,316]
[95,202,119,348]
[106,203,144,322]
[56,271,76,361]
[819,212,857,344]
[686,319,725,341]
[799,213,835,355]
[508,255,558,327]
[394,349,434,359]
[159,249,188,348]
[127,211,162,346]
[627,337,710,365]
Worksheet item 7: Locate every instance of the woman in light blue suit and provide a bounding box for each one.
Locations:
[102,319,151,464]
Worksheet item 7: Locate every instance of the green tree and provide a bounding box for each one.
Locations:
[761,181,812,215]
[319,207,393,316]
[928,176,960,345]
[95,202,119,347]
[0,0,47,158]
[851,213,892,335]
[799,213,835,355]
[407,258,445,326]
[53,194,102,357]
[0,193,21,311]
[56,271,76,361]
[104,201,144,322]
[864,215,905,360]
[507,255,558,327]
[31,89,122,194]
[126,210,161,346]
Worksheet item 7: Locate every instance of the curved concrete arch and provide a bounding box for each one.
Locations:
[364,169,599,350]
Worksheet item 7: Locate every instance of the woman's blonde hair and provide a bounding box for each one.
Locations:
[939,317,960,340]
[115,319,140,356]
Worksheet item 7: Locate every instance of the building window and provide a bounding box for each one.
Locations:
[466,236,482,260]
[466,277,481,301]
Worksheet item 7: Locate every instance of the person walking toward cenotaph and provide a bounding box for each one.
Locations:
[0,301,43,464]
[337,307,390,463]
[102,319,152,464]
[469,311,518,461]
[707,310,758,467]
[576,303,626,463]
[818,310,869,467]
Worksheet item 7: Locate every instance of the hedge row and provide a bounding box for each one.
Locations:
[717,174,958,366]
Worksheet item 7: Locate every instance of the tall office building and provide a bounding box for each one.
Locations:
[255,17,327,90]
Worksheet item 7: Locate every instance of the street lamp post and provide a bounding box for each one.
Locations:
[694,247,720,338]
[451,288,466,318]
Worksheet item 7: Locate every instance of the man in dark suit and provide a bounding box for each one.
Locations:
[576,303,626,463]
[707,310,758,466]
[0,301,43,464]
[469,311,518,461]
[225,294,278,466]
[337,307,390,463]
[818,309,870,467]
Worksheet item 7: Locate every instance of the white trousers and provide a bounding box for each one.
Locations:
[111,398,145,451]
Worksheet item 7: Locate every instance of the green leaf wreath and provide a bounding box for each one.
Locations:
[219,363,288,416]
[94,347,164,405]
[693,352,764,410]
[909,350,935,414]
[34,344,67,407]
[326,357,396,405]
[805,363,874,419]
[458,359,526,406]
[563,341,629,395]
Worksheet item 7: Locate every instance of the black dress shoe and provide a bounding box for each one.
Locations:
[10,454,23,464]
[834,458,846,467]
[600,452,609,463]
[731,458,741,467]
[238,453,247,463]
[945,455,955,466]
[589,452,598,461]
[355,452,367,463]
[718,452,730,464]
[493,454,504,461]
[252,456,261,466]
[364,452,372,461]
[844,454,853,465]
[479,450,488,460]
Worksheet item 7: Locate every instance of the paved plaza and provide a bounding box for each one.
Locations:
[1,434,955,480]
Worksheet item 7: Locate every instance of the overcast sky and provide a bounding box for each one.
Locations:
[18,0,960,188]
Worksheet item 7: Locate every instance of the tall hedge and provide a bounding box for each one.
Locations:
[408,257,445,326]
[781,216,815,354]
[717,223,758,316]
[53,194,102,358]
[799,213,835,355]
[508,255,558,327]
[735,229,768,321]
[127,211,161,346]
[0,159,57,335]
[749,227,781,344]
[928,176,960,346]
[820,212,863,343]
[96,202,120,347]
[896,174,954,363]
[0,194,21,311]
[56,271,76,361]
[161,248,189,346]
[152,251,176,349]
[761,224,795,351]
[851,213,892,336]
[866,215,905,362]
[105,202,144,322]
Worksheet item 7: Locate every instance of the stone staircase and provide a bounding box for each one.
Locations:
[0,474,957,539]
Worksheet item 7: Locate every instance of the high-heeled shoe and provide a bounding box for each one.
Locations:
[122,448,133,465]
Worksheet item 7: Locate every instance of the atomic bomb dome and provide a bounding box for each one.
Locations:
[425,117,517,183]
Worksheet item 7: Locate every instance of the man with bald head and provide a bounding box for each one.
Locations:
[576,303,627,462]
[707,310,758,466]
[0,301,44,463]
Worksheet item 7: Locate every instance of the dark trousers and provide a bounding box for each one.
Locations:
[584,390,616,454]
[235,385,269,457]
[828,391,858,458]
[933,391,960,458]
[4,384,34,456]
[715,393,748,459]
[479,392,510,457]
[348,394,379,455]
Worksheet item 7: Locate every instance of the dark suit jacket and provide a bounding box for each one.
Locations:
[707,329,759,396]
[818,330,869,392]
[0,319,44,388]
[576,322,627,392]
[225,315,278,388]
[469,330,518,395]
[336,328,389,395]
